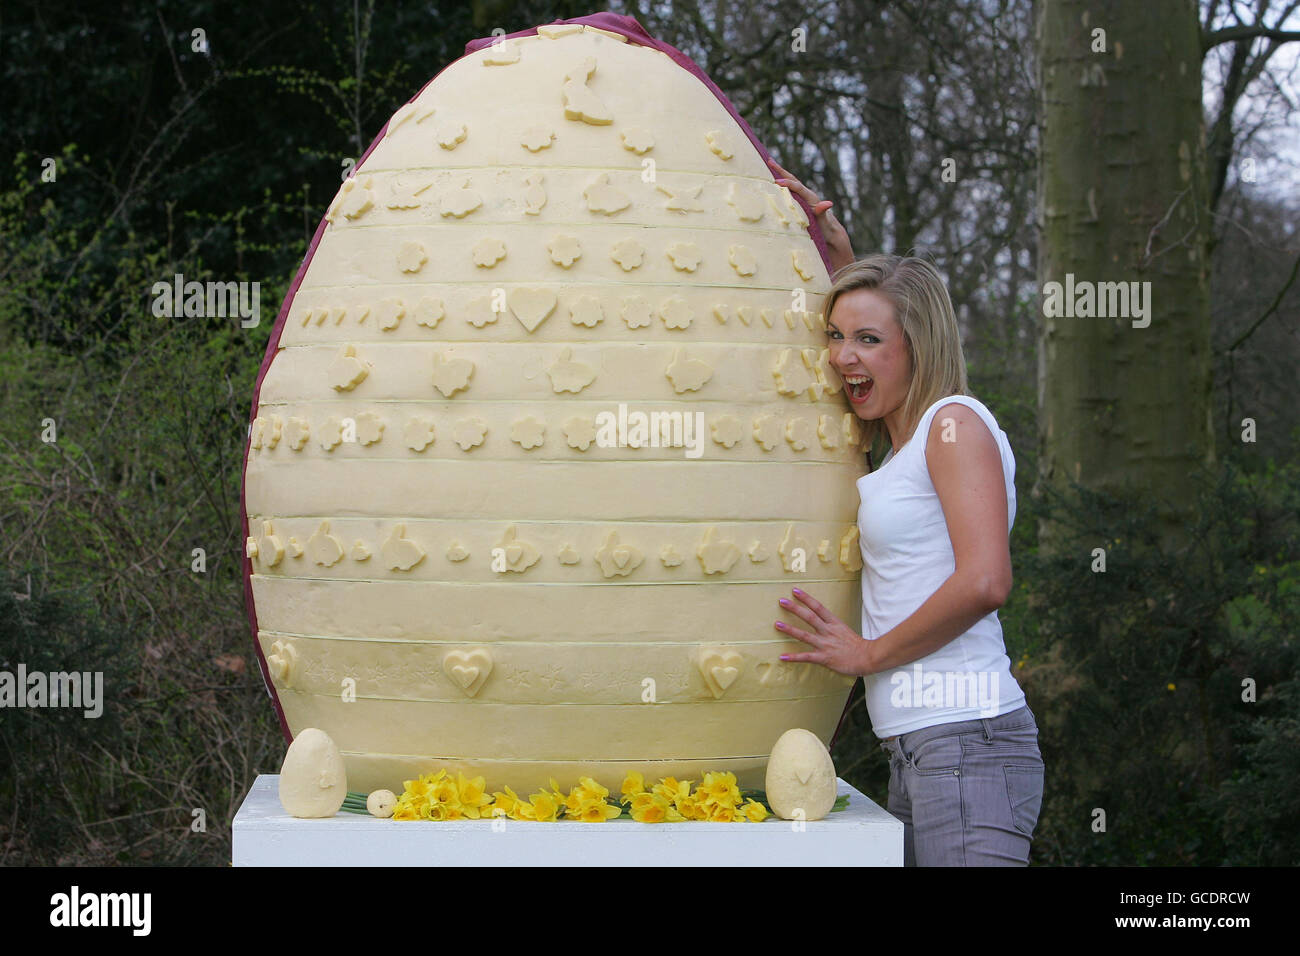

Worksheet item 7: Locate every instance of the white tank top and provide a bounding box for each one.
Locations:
[855,394,1026,736]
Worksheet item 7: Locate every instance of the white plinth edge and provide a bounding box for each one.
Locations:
[233,775,903,866]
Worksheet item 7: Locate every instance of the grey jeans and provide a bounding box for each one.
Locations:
[878,704,1044,866]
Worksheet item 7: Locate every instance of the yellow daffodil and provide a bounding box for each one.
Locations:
[572,799,622,822]
[620,771,647,805]
[651,776,692,806]
[676,792,705,821]
[454,771,492,818]
[390,765,778,824]
[523,790,561,822]
[391,798,422,821]
[484,785,523,820]
[630,792,685,823]
[562,777,620,821]
[696,771,741,811]
[432,777,460,808]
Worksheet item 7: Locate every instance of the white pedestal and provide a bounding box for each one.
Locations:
[233,775,903,866]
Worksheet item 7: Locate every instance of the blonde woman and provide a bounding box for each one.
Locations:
[767,159,1044,866]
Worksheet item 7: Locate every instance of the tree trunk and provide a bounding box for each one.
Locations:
[1036,0,1214,544]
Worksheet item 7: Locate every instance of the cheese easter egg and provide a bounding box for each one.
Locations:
[278,727,348,818]
[766,727,838,821]
[242,15,865,796]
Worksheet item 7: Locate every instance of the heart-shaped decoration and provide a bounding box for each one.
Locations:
[509,288,557,333]
[697,649,744,699]
[450,664,479,689]
[711,665,739,691]
[612,546,631,569]
[443,649,493,698]
[795,763,814,786]
[267,640,296,686]
[506,543,523,565]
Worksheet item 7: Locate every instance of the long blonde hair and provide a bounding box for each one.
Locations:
[824,254,969,457]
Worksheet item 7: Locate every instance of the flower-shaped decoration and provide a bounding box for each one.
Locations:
[666,242,702,272]
[520,125,555,151]
[610,238,644,271]
[620,126,654,154]
[452,418,488,451]
[472,238,507,268]
[547,234,582,268]
[563,416,597,451]
[510,416,546,450]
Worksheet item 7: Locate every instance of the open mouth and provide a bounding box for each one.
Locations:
[843,374,873,403]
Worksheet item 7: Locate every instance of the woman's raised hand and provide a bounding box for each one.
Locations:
[775,587,871,677]
[766,157,855,274]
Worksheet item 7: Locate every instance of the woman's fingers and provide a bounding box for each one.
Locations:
[767,157,855,271]
[778,650,824,664]
[765,155,793,180]
[791,587,837,626]
[767,156,821,202]
[778,596,822,631]
[775,175,820,206]
[774,619,818,647]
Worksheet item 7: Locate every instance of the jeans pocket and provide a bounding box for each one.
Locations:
[908,734,962,775]
[1004,765,1044,836]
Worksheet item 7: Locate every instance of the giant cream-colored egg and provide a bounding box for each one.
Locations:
[243,18,864,796]
[766,728,838,821]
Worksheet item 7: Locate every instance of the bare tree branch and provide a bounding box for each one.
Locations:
[1204,24,1300,51]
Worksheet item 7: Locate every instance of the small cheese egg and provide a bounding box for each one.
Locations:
[765,728,837,821]
[367,789,397,818]
[278,727,348,818]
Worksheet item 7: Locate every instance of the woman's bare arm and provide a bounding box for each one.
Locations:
[765,157,855,273]
[856,404,1012,674]
[775,403,1012,677]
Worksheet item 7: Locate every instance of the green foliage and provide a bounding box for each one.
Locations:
[0,567,132,860]
[1008,460,1300,865]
